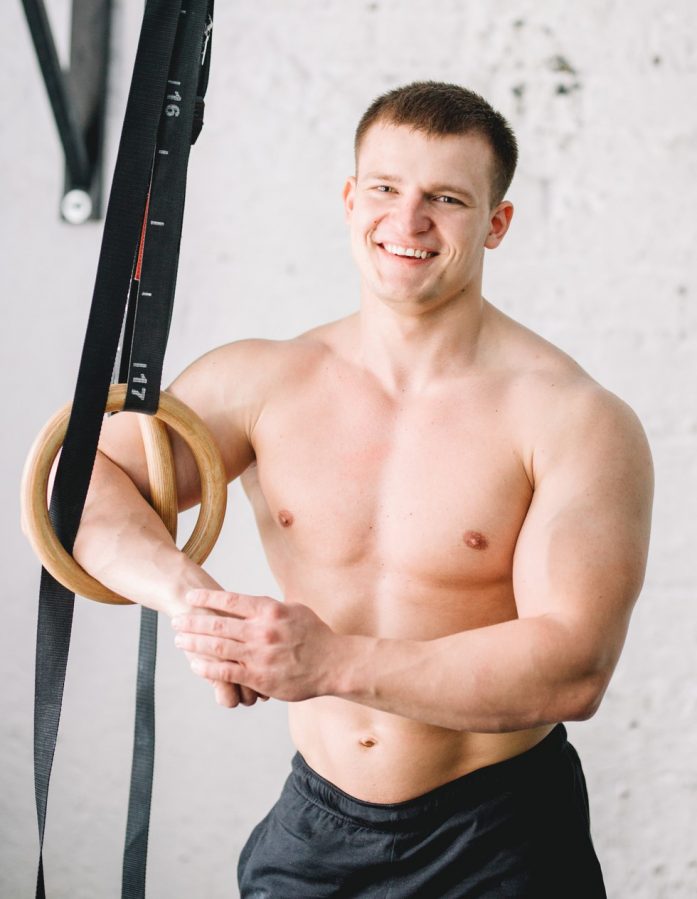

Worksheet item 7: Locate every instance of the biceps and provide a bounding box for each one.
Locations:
[512,492,650,660]
[97,409,200,509]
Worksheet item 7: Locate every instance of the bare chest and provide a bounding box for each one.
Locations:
[242,380,532,600]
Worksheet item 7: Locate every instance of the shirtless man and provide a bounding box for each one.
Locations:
[74,82,653,896]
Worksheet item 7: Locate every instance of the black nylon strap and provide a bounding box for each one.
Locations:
[121,5,213,897]
[121,606,158,899]
[124,0,213,415]
[20,0,92,187]
[33,2,213,897]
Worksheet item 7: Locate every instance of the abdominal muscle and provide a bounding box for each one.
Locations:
[288,698,553,804]
[278,570,554,804]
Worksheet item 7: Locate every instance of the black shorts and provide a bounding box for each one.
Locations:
[237,724,606,898]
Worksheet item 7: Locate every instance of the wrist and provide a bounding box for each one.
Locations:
[160,551,222,618]
[327,633,380,700]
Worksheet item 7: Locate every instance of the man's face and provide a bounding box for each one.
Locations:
[343,122,513,313]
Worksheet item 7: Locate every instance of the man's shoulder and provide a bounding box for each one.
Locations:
[195,324,339,379]
[491,304,626,414]
[489,305,650,473]
[488,304,584,383]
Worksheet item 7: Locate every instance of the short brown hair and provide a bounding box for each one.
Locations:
[354,81,518,206]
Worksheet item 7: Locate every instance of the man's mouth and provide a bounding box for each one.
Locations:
[378,242,438,261]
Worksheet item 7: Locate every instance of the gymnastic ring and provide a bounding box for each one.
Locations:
[20,383,227,605]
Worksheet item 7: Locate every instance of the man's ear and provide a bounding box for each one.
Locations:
[484,201,514,249]
[343,176,357,221]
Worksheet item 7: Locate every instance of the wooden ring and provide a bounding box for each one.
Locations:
[20,384,227,605]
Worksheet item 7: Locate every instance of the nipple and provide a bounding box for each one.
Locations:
[463,530,488,550]
[278,509,294,528]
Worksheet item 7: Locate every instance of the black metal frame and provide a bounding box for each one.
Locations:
[21,0,112,222]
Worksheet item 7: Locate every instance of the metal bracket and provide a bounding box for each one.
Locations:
[21,0,112,223]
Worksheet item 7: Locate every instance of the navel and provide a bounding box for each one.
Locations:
[278,509,294,528]
[463,530,488,550]
[359,736,378,748]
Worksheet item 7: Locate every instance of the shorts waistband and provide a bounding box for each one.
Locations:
[289,724,568,833]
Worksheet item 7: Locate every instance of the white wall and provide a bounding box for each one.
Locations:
[2,1,695,897]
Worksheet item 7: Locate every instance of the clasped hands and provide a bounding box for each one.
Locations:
[172,589,340,708]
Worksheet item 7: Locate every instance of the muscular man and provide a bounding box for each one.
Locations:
[73,83,653,896]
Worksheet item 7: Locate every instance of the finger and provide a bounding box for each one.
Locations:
[172,614,244,639]
[210,679,265,708]
[184,652,232,680]
[185,589,270,618]
[190,657,249,686]
[214,681,239,708]
[238,685,260,706]
[176,633,244,661]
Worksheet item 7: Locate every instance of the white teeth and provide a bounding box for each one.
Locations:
[383,243,435,259]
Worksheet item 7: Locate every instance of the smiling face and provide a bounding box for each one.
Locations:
[344,122,513,314]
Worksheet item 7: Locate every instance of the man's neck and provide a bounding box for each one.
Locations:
[353,290,489,395]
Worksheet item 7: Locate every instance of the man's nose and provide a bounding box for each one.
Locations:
[392,195,431,233]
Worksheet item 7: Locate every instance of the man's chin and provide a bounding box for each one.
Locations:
[369,289,441,312]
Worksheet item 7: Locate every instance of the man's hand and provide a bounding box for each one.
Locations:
[172,590,340,703]
[202,670,267,708]
[175,601,268,708]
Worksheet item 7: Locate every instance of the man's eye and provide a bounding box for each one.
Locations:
[433,195,461,205]
[375,185,394,193]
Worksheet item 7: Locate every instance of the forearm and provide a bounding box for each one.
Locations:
[332,615,608,732]
[72,450,219,617]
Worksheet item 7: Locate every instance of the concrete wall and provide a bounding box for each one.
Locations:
[2,1,695,896]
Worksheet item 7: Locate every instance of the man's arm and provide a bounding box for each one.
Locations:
[68,340,263,617]
[328,384,654,731]
[51,339,279,707]
[170,381,653,727]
